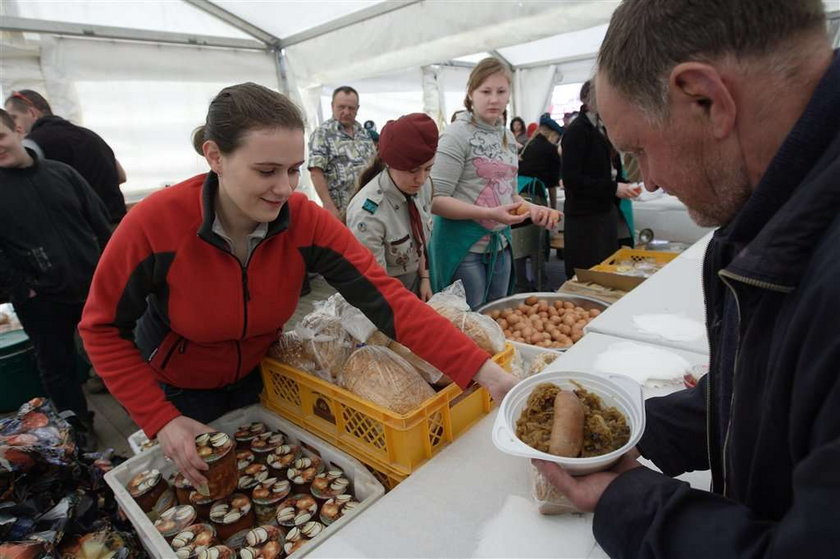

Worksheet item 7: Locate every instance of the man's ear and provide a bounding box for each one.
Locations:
[669,62,736,139]
[202,140,223,174]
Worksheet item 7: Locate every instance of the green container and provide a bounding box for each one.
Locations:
[0,329,44,412]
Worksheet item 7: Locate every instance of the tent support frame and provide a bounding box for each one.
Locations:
[0,15,266,51]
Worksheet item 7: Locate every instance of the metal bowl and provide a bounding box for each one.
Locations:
[477,293,610,355]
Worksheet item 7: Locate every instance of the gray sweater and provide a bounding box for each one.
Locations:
[431,111,518,252]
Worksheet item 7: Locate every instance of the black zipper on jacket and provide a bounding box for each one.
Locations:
[160,337,187,370]
[717,273,743,499]
[701,239,720,492]
[197,233,268,382]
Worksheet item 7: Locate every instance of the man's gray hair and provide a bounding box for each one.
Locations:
[598,0,826,119]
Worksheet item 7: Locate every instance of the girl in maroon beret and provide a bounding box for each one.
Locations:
[346,113,438,300]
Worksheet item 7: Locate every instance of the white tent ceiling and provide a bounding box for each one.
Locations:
[2,0,839,197]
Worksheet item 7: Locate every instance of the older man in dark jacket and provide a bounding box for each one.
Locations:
[0,109,110,448]
[536,0,840,557]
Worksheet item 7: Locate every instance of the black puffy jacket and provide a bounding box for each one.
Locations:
[0,150,111,304]
[593,52,840,557]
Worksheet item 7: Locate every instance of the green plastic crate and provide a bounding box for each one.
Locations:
[0,329,42,412]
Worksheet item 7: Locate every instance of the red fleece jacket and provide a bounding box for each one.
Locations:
[79,173,490,437]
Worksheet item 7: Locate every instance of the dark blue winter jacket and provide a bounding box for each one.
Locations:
[593,52,840,558]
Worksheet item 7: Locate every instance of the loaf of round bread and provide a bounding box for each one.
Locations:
[267,332,317,373]
[341,346,436,414]
[430,304,506,355]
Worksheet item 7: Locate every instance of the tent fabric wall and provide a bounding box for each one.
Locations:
[17,35,278,196]
[513,65,559,124]
[10,0,251,39]
[1,0,623,199]
[421,65,446,130]
[284,1,619,90]
[555,56,598,86]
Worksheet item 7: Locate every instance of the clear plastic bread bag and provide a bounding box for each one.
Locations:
[294,298,354,383]
[267,331,317,374]
[428,282,505,355]
[341,345,435,414]
[530,463,582,515]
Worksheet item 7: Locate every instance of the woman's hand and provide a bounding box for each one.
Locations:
[473,360,519,403]
[419,277,433,302]
[527,205,563,230]
[484,203,529,226]
[616,182,643,199]
[157,416,213,488]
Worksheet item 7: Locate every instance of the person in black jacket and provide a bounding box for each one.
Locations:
[535,1,840,557]
[518,113,563,207]
[0,109,111,448]
[560,81,640,279]
[5,89,127,225]
[516,114,564,288]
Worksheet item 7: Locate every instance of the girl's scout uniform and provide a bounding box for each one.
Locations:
[346,170,432,295]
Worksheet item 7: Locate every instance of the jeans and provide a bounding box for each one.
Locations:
[15,297,89,419]
[452,247,512,310]
[161,368,263,425]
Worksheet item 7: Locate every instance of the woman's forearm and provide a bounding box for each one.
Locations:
[431,195,490,221]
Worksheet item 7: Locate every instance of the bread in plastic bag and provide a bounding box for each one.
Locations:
[428,281,505,355]
[364,330,391,347]
[426,280,471,312]
[267,331,317,373]
[529,352,559,377]
[387,340,452,386]
[530,464,582,515]
[332,293,378,343]
[341,346,436,414]
[431,304,506,355]
[296,303,354,383]
[508,348,528,380]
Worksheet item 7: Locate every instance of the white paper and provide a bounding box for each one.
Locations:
[594,341,691,386]
[631,313,706,342]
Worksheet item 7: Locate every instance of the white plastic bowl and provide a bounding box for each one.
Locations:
[492,370,645,475]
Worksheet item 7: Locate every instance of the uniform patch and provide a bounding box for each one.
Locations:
[362,199,379,214]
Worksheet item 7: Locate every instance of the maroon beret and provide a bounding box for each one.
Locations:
[377,113,439,171]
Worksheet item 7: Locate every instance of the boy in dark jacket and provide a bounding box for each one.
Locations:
[0,109,111,447]
[535,0,840,557]
[4,89,127,225]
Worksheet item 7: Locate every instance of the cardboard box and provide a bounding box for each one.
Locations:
[574,268,647,291]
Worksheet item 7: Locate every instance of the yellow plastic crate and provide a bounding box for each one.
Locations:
[592,247,678,273]
[260,344,513,480]
[364,462,406,491]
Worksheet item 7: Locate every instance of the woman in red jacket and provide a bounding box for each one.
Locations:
[79,83,516,485]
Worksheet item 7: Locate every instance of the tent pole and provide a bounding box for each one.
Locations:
[0,16,265,50]
[182,0,281,47]
[275,49,291,96]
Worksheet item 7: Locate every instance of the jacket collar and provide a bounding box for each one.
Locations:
[377,169,426,207]
[326,118,363,138]
[197,172,290,250]
[30,115,66,132]
[718,51,840,289]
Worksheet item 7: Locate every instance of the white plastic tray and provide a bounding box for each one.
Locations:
[492,370,645,476]
[105,405,385,558]
[128,428,154,455]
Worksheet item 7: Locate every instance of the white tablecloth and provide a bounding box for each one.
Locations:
[584,232,714,356]
[311,333,711,558]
